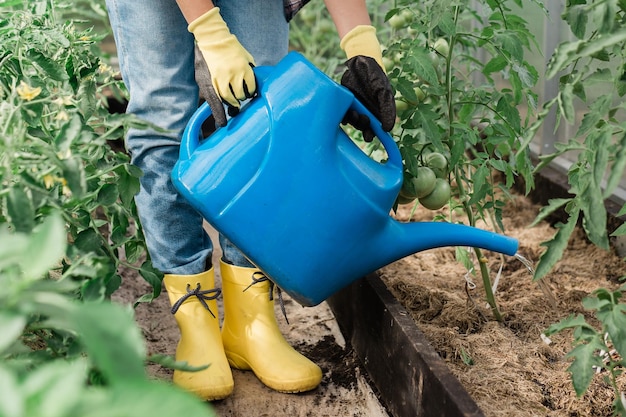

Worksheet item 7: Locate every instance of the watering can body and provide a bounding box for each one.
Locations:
[172,51,518,306]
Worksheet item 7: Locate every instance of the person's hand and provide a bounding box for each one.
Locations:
[189,8,255,122]
[340,25,396,142]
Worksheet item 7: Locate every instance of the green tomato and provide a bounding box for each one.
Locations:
[297,8,316,25]
[412,166,437,198]
[399,9,413,25]
[396,193,416,205]
[394,51,405,65]
[419,179,451,210]
[317,19,335,34]
[389,13,406,29]
[395,99,409,112]
[496,142,512,158]
[425,152,448,178]
[414,86,426,102]
[433,38,450,57]
[427,51,443,82]
[383,56,395,73]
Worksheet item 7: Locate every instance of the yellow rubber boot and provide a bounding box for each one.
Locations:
[220,261,322,393]
[163,268,233,400]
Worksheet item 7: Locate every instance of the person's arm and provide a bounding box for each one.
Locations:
[324,0,383,69]
[323,0,372,38]
[325,0,396,137]
[175,0,215,23]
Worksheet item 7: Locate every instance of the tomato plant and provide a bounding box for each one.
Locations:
[379,0,540,321]
[0,1,214,415]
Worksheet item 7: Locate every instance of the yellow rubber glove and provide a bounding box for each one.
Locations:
[189,8,256,109]
[339,25,385,70]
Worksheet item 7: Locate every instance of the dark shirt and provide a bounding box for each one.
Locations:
[283,0,311,21]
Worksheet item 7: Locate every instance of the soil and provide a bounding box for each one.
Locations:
[112,227,389,417]
[380,190,626,417]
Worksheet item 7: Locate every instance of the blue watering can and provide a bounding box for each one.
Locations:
[172,51,518,307]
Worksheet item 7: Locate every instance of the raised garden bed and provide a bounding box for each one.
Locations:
[328,274,485,417]
[328,163,626,417]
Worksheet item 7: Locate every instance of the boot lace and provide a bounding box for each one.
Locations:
[170,283,221,318]
[244,271,289,324]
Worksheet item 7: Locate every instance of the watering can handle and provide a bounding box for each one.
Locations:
[180,65,402,167]
[180,66,273,161]
[346,95,402,169]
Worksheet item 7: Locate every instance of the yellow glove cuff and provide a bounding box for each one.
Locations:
[340,25,384,69]
[188,7,223,34]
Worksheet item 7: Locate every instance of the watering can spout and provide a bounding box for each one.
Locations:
[374,219,519,267]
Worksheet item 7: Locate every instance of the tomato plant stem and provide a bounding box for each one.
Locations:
[454,164,503,321]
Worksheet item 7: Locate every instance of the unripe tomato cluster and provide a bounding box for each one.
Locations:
[397,152,452,210]
[390,36,449,113]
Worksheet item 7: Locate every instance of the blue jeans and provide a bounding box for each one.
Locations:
[106,0,289,275]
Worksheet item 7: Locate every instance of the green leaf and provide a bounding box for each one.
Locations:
[0,313,26,353]
[6,186,35,233]
[530,198,572,227]
[0,365,23,417]
[544,313,593,336]
[70,302,146,383]
[547,29,626,78]
[494,31,524,62]
[409,48,440,86]
[396,77,417,102]
[534,207,580,281]
[596,302,626,359]
[61,156,87,199]
[21,214,66,279]
[576,95,611,138]
[90,380,217,417]
[124,240,145,264]
[468,164,490,205]
[147,354,209,372]
[25,48,68,81]
[604,133,626,198]
[579,136,610,250]
[566,337,605,396]
[97,183,119,207]
[563,4,588,39]
[496,96,521,132]
[595,0,618,34]
[558,83,576,124]
[483,55,507,75]
[22,360,87,417]
[407,106,443,150]
[118,165,141,206]
[55,114,83,153]
[73,228,103,253]
[137,261,163,304]
[80,278,106,301]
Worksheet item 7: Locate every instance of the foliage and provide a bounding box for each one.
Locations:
[380,0,541,321]
[0,0,161,304]
[545,287,626,415]
[0,215,215,417]
[0,1,213,415]
[527,1,626,411]
[528,0,626,282]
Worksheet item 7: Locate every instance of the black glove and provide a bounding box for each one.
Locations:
[340,55,396,142]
